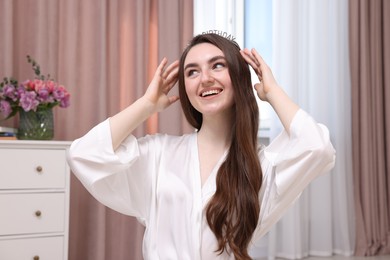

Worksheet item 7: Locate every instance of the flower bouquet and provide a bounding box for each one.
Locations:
[0,56,70,140]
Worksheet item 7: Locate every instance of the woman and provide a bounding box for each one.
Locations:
[67,33,335,260]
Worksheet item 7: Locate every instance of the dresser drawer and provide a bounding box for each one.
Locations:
[0,193,65,236]
[0,148,66,189]
[0,236,64,260]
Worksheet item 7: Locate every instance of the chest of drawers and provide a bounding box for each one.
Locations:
[0,140,71,260]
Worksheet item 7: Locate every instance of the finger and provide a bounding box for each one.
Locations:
[240,49,258,69]
[161,60,179,79]
[254,82,262,90]
[164,78,178,94]
[156,58,168,77]
[241,49,263,81]
[161,66,179,94]
[251,48,267,68]
[243,49,261,72]
[166,78,178,91]
[168,95,180,105]
[240,48,254,62]
[165,66,179,86]
[245,48,264,78]
[244,48,258,64]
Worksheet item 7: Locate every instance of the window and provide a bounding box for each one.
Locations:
[193,0,273,144]
[244,0,273,141]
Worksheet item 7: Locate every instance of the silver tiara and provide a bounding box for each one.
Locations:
[201,30,236,42]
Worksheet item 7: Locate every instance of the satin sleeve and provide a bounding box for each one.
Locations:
[253,109,336,239]
[67,119,156,225]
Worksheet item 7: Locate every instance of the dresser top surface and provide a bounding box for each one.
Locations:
[0,140,72,149]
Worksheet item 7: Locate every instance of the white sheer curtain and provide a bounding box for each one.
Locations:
[267,0,355,258]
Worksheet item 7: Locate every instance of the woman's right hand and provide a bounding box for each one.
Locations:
[109,58,179,150]
[143,58,180,113]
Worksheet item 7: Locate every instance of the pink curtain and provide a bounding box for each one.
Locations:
[0,0,193,259]
[349,0,390,256]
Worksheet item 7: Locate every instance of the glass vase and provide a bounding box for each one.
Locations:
[17,108,54,140]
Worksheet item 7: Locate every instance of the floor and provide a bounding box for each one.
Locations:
[276,256,390,260]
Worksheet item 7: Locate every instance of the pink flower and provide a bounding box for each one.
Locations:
[20,90,40,111]
[0,100,12,117]
[0,56,70,119]
[2,84,18,101]
[60,92,71,108]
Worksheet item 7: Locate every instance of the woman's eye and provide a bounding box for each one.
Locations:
[213,62,225,70]
[187,70,198,77]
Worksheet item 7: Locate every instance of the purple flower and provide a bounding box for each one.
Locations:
[20,91,39,111]
[37,87,54,103]
[2,84,18,101]
[1,56,71,119]
[59,93,71,108]
[16,85,26,97]
[52,85,66,100]
[0,100,12,117]
[37,87,50,100]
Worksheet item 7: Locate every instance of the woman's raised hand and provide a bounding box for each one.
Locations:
[241,48,299,133]
[240,48,278,102]
[143,58,180,113]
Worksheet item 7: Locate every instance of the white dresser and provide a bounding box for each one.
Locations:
[0,140,71,260]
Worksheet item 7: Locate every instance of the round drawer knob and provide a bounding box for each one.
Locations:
[35,210,42,217]
[36,166,43,173]
[33,256,40,260]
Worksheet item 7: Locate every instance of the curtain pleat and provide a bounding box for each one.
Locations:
[270,0,355,258]
[349,0,390,256]
[0,1,193,259]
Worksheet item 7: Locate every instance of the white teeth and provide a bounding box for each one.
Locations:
[201,89,221,97]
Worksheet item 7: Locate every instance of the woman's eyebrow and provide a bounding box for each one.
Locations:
[208,55,226,64]
[184,62,197,71]
[184,55,226,71]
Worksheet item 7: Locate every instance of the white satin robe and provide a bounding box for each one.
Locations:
[67,109,336,260]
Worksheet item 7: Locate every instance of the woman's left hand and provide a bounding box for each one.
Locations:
[241,48,300,134]
[240,48,278,102]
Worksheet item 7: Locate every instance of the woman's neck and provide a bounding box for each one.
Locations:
[197,112,233,150]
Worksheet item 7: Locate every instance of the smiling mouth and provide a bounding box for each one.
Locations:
[200,89,222,97]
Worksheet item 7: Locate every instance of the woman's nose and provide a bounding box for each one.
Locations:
[201,70,214,85]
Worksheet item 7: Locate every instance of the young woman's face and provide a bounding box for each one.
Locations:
[183,43,235,117]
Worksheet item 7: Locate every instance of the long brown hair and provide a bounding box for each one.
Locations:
[178,33,263,259]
